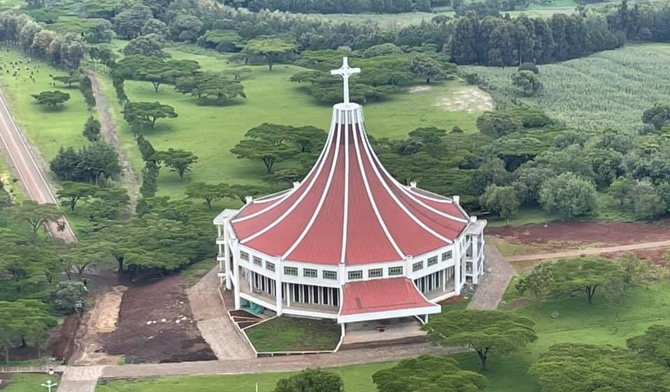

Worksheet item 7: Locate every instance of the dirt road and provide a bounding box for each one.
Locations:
[85,71,140,215]
[0,88,76,242]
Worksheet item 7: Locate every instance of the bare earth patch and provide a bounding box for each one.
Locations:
[97,286,128,333]
[406,85,432,93]
[100,275,216,364]
[489,220,670,249]
[437,86,495,112]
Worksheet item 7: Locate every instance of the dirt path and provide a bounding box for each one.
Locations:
[468,238,515,310]
[85,71,140,216]
[507,239,670,263]
[187,268,255,360]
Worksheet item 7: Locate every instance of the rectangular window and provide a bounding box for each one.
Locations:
[303,268,318,278]
[253,256,262,266]
[388,266,404,276]
[412,261,424,272]
[240,251,249,261]
[323,270,337,280]
[368,268,383,278]
[442,251,453,261]
[266,261,275,272]
[284,266,298,276]
[427,256,438,266]
[348,270,363,280]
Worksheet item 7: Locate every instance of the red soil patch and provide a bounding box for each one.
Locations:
[47,313,81,361]
[100,275,216,364]
[489,220,670,249]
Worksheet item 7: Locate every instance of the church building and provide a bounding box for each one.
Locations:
[214,57,486,331]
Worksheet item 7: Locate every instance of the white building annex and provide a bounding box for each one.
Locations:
[214,57,486,332]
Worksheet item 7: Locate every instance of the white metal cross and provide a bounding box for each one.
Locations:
[330,57,361,104]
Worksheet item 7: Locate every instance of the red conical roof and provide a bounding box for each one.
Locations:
[230,102,469,266]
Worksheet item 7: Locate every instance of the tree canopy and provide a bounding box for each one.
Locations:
[244,37,297,71]
[530,343,670,392]
[274,368,344,392]
[372,355,488,392]
[123,101,178,130]
[627,325,670,370]
[423,309,538,370]
[31,90,70,107]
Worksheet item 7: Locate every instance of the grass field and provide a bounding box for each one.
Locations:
[112,44,485,198]
[245,317,341,352]
[0,47,90,162]
[1,374,61,392]
[95,280,670,392]
[462,43,670,132]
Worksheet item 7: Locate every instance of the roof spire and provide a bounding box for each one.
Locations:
[330,57,361,104]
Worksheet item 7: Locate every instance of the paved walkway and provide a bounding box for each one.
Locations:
[57,366,103,392]
[187,268,255,360]
[468,238,516,310]
[98,344,458,379]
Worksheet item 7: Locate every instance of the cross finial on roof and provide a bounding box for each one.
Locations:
[330,57,361,104]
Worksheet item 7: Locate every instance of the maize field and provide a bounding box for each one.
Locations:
[462,44,670,132]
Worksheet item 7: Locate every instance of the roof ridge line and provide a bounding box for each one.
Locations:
[352,119,405,260]
[339,112,351,264]
[360,127,453,245]
[367,148,468,223]
[407,188,453,204]
[241,114,339,244]
[282,118,344,260]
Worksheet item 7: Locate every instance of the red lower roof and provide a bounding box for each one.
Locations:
[340,278,438,316]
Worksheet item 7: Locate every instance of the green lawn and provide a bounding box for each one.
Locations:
[1,374,61,392]
[96,280,670,392]
[0,47,90,162]
[245,317,341,352]
[96,362,394,392]
[115,44,484,198]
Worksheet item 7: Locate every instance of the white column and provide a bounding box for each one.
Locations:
[287,283,291,307]
[275,272,283,315]
[454,239,462,295]
[224,222,232,290]
[341,322,346,337]
[233,241,241,309]
[442,269,446,291]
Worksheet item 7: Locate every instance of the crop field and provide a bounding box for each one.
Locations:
[462,44,670,132]
[114,44,486,198]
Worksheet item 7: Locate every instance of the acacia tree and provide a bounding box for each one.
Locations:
[123,101,178,130]
[32,91,70,107]
[274,369,343,392]
[57,182,99,211]
[627,325,670,370]
[244,37,297,71]
[410,53,449,83]
[185,182,229,209]
[372,355,487,392]
[0,300,57,363]
[423,310,538,370]
[530,343,670,392]
[231,124,289,173]
[9,201,62,244]
[526,257,625,304]
[154,149,198,181]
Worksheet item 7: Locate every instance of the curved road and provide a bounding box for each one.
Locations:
[0,88,76,242]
